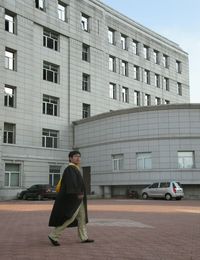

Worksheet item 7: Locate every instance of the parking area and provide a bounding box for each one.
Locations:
[0,199,200,260]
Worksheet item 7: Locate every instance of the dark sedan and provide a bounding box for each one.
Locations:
[18,184,57,200]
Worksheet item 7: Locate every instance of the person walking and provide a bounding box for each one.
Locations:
[48,150,94,246]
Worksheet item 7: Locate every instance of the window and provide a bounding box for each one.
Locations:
[153,50,159,64]
[121,34,127,50]
[144,69,150,84]
[4,123,15,144]
[177,82,182,96]
[143,45,150,60]
[49,165,61,186]
[5,10,16,34]
[58,1,66,21]
[109,56,116,72]
[150,183,159,188]
[5,48,16,71]
[112,154,124,171]
[42,129,58,148]
[108,28,115,44]
[82,103,90,118]
[160,182,170,188]
[178,151,194,169]
[122,87,129,103]
[163,54,169,68]
[132,40,139,55]
[82,44,90,62]
[155,74,160,88]
[43,28,59,51]
[43,95,59,116]
[144,94,151,106]
[5,164,20,187]
[134,91,140,106]
[176,60,182,73]
[137,152,152,169]
[164,100,170,104]
[133,65,140,80]
[164,77,169,91]
[82,73,90,91]
[121,60,128,76]
[155,97,161,105]
[4,85,16,108]
[35,0,45,11]
[109,83,117,99]
[81,13,89,32]
[43,61,59,83]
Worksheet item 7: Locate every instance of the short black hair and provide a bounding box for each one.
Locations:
[68,150,81,158]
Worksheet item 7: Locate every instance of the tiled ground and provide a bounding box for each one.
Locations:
[0,199,200,260]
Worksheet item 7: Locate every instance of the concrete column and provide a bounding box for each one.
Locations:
[115,31,121,48]
[104,185,111,198]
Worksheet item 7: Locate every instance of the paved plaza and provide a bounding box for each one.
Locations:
[0,199,199,260]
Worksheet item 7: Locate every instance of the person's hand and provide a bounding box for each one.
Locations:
[78,194,84,200]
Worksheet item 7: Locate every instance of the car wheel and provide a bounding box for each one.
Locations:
[37,194,43,201]
[142,193,148,200]
[165,193,172,200]
[22,194,27,200]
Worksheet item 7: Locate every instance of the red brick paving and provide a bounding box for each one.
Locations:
[0,199,200,260]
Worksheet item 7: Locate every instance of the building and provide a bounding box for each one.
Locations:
[73,104,200,199]
[0,0,189,199]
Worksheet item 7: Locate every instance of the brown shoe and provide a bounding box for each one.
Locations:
[81,239,94,243]
[48,235,60,246]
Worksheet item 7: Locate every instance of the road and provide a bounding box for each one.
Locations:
[0,199,199,260]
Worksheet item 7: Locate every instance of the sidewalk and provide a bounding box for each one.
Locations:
[0,199,200,260]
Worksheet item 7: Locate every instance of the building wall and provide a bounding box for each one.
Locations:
[0,0,190,199]
[73,104,200,199]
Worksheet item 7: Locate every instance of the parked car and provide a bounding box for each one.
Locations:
[141,181,184,200]
[18,184,57,200]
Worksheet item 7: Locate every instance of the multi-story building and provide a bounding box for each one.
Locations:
[0,0,189,199]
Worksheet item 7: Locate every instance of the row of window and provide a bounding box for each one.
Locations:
[112,151,195,172]
[4,151,193,187]
[5,2,91,34]
[109,84,170,105]
[108,55,183,95]
[4,163,61,187]
[4,84,90,118]
[4,83,168,122]
[108,27,182,73]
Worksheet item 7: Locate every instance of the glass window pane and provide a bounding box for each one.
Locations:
[10,172,19,186]
[5,172,9,186]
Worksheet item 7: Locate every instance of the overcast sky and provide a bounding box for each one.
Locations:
[101,0,200,103]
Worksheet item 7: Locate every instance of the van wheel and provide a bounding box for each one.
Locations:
[165,193,172,200]
[142,193,148,200]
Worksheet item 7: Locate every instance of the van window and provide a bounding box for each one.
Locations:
[160,182,170,188]
[150,183,159,188]
[176,182,182,188]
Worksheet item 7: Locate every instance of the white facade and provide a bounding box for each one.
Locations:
[0,0,190,199]
[74,104,200,199]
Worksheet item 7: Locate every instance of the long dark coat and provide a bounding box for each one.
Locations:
[48,165,88,227]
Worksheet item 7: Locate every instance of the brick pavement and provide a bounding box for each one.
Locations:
[0,199,200,260]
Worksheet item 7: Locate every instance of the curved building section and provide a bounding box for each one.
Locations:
[74,104,200,199]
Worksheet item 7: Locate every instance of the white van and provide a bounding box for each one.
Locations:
[142,181,184,200]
